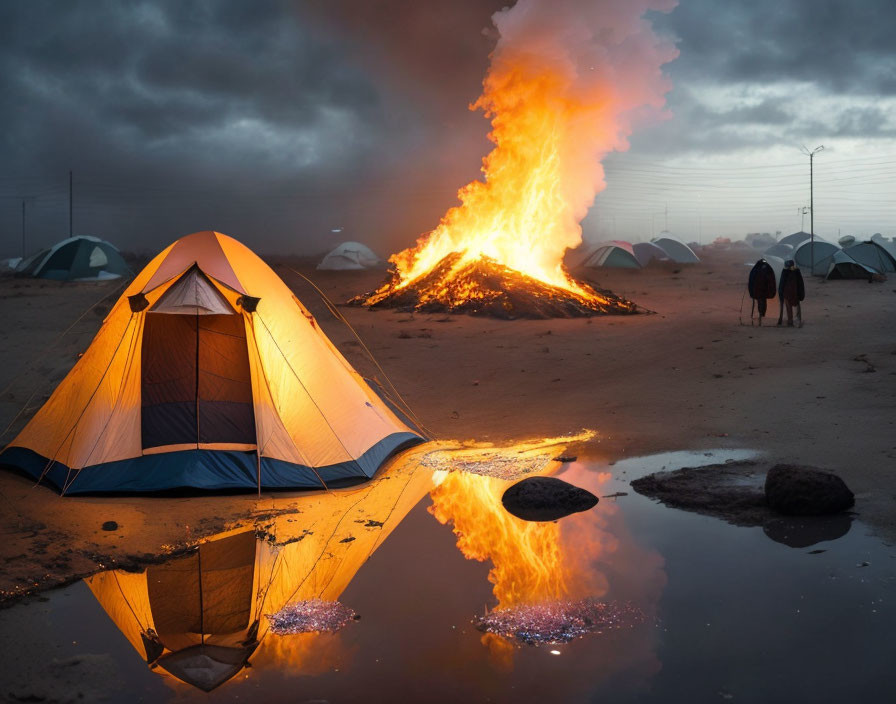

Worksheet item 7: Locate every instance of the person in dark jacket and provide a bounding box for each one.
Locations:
[777,259,805,327]
[747,258,777,325]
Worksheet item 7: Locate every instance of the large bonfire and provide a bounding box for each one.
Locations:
[357,0,677,318]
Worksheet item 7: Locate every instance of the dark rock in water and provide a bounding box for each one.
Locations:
[552,455,577,463]
[763,514,852,548]
[101,521,118,531]
[631,461,855,548]
[502,476,598,521]
[764,464,854,515]
[630,461,769,527]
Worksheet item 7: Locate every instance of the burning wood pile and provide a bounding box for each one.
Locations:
[354,253,636,319]
[351,0,675,321]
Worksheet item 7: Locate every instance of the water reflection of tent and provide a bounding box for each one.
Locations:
[0,231,422,493]
[15,235,131,281]
[85,452,434,691]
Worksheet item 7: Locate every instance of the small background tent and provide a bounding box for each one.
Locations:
[15,236,131,281]
[0,231,422,494]
[826,250,877,280]
[583,241,640,269]
[764,242,794,259]
[762,254,785,284]
[793,239,839,275]
[778,231,813,248]
[652,233,700,263]
[317,241,382,270]
[632,241,670,266]
[841,241,896,273]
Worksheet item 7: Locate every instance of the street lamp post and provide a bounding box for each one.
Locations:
[800,145,824,274]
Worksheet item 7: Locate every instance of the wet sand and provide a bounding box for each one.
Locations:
[1,248,894,603]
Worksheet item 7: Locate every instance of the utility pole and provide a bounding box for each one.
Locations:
[801,145,824,273]
[21,199,26,259]
[69,170,73,237]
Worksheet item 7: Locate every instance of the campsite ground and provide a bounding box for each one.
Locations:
[0,247,894,603]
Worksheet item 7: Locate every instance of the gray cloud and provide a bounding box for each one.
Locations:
[0,0,893,257]
[656,0,896,95]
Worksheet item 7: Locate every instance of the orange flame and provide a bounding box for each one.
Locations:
[381,0,677,299]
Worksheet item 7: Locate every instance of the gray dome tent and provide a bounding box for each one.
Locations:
[16,236,131,281]
[317,241,383,270]
[632,241,670,266]
[841,241,896,273]
[652,233,700,263]
[583,242,641,269]
[793,239,839,275]
[826,250,878,280]
[764,242,794,258]
[778,231,814,247]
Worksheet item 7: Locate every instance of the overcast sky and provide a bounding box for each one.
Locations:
[1,0,894,258]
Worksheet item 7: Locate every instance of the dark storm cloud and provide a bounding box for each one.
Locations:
[0,0,505,255]
[1,0,893,256]
[655,0,896,95]
[1,1,380,167]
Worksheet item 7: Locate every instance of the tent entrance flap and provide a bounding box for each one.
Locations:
[141,312,255,449]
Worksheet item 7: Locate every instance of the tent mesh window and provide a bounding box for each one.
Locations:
[141,313,256,448]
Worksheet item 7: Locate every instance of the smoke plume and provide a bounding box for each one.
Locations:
[389,0,679,287]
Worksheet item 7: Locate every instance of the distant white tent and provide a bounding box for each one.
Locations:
[826,250,878,280]
[632,241,670,266]
[652,233,700,263]
[317,242,383,270]
[583,241,641,269]
[792,239,839,275]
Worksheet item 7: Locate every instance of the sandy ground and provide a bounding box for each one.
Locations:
[0,248,894,604]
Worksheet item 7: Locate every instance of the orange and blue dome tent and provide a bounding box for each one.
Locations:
[0,231,423,494]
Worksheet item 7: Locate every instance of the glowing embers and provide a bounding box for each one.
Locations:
[356,252,637,319]
[475,598,644,646]
[266,599,358,635]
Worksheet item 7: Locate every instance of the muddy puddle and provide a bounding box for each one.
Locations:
[0,449,892,703]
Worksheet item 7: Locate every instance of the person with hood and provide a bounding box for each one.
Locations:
[747,258,777,325]
[777,259,805,327]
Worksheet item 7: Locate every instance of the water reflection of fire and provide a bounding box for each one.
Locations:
[430,471,596,607]
[429,470,611,610]
[358,0,676,318]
